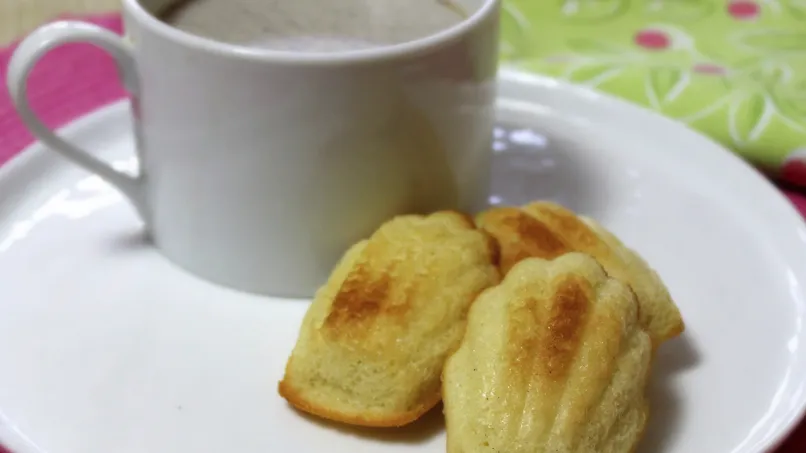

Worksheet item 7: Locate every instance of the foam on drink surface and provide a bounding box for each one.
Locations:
[245,35,381,52]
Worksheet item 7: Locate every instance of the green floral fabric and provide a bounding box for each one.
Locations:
[499,0,806,183]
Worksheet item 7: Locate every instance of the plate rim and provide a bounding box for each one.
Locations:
[0,68,805,452]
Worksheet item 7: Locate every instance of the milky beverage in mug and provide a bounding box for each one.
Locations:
[8,0,500,297]
[157,0,468,50]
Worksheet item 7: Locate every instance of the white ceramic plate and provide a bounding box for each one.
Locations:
[1,69,805,453]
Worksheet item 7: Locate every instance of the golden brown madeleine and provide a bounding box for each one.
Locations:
[443,253,652,453]
[476,201,683,346]
[278,211,499,427]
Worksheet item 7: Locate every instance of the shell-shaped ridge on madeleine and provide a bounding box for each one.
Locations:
[279,211,499,427]
[476,201,683,347]
[443,253,653,453]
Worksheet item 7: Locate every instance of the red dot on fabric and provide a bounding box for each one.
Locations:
[728,1,760,19]
[693,63,728,75]
[634,29,671,50]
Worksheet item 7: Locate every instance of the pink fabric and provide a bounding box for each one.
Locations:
[785,189,806,217]
[0,12,805,453]
[0,13,125,166]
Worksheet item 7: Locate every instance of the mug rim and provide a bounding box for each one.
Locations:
[123,0,500,65]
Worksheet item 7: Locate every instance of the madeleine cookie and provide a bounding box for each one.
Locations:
[443,253,652,453]
[279,211,499,427]
[476,201,683,346]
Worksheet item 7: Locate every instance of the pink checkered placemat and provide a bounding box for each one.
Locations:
[0,12,805,453]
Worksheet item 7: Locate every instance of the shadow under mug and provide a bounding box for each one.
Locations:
[5,0,501,298]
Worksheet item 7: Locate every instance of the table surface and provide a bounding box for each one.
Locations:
[0,0,117,43]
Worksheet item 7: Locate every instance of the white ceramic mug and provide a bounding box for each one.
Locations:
[6,0,500,297]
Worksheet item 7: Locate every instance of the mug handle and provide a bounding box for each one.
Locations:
[6,21,148,220]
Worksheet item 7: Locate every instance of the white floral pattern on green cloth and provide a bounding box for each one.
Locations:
[499,0,806,185]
